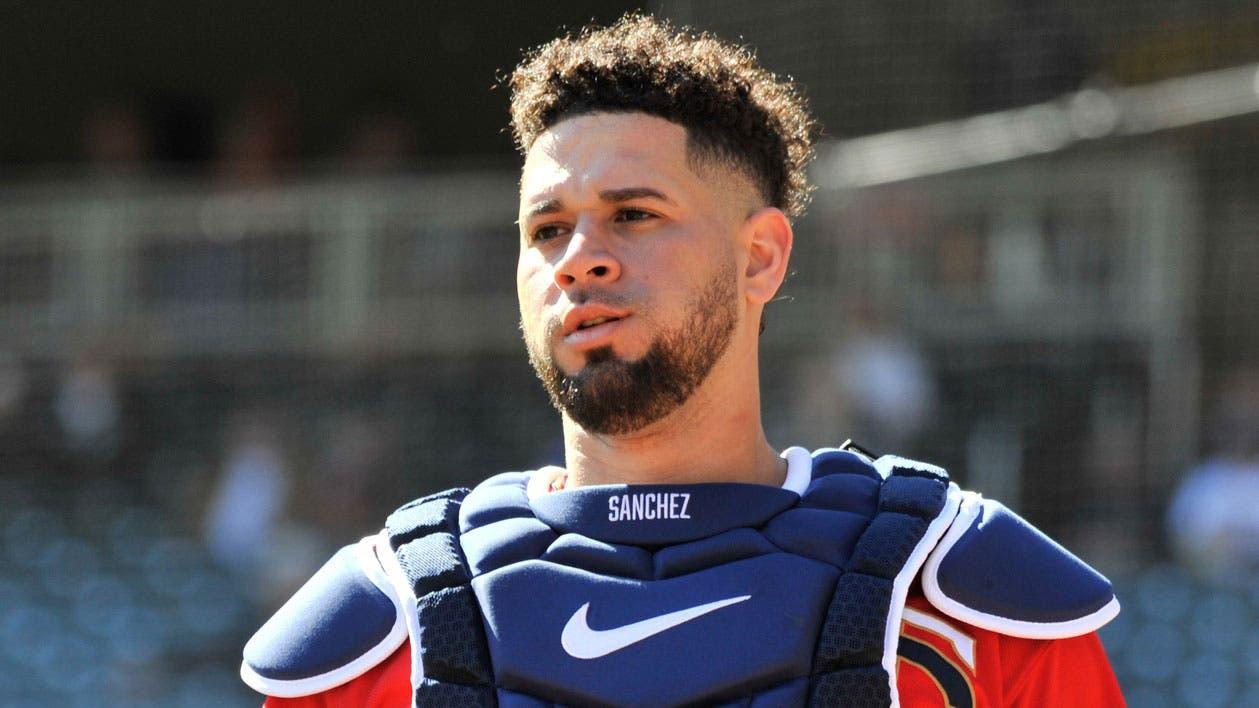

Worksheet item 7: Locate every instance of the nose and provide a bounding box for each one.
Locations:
[553,227,621,289]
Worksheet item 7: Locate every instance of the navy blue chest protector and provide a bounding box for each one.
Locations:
[383,449,952,707]
[241,447,1119,705]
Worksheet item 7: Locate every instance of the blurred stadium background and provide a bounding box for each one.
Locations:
[1,1,1258,705]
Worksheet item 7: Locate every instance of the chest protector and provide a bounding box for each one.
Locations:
[242,448,1119,707]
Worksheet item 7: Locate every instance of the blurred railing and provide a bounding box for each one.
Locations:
[0,174,523,358]
[800,147,1201,493]
[803,148,1196,342]
[0,150,1195,355]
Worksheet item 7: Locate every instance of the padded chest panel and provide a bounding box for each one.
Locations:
[540,534,654,580]
[473,554,837,706]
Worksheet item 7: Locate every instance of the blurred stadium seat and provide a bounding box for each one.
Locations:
[1105,565,1259,704]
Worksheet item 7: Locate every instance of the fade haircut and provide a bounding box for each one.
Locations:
[508,14,816,218]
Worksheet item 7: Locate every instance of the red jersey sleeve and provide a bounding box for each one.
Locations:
[261,641,412,708]
[1000,631,1124,707]
[898,595,1124,707]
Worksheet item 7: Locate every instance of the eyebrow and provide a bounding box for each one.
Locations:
[522,187,673,220]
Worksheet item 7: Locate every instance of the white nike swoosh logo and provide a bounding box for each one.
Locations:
[561,595,752,660]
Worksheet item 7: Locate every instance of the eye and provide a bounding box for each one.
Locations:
[615,208,656,223]
[530,223,568,243]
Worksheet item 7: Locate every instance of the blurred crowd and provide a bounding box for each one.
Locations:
[79,79,420,182]
[1167,366,1259,582]
[0,350,401,606]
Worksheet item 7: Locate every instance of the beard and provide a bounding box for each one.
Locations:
[525,262,738,436]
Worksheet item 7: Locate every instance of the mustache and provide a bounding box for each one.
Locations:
[569,288,636,307]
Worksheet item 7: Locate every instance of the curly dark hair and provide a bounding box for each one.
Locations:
[508,14,816,218]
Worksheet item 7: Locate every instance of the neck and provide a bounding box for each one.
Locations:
[558,346,785,489]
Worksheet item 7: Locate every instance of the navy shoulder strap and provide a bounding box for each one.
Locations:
[240,538,407,697]
[921,492,1119,638]
[383,488,497,706]
[806,450,958,707]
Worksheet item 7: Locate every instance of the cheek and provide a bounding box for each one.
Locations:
[515,267,532,310]
[516,248,544,297]
[516,259,554,328]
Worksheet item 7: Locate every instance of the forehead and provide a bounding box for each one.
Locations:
[519,112,693,205]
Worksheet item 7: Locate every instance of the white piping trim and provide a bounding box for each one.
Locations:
[239,536,409,698]
[779,446,814,495]
[375,530,427,698]
[920,492,1122,639]
[873,454,948,481]
[882,482,962,708]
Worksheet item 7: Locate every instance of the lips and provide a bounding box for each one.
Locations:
[562,305,630,337]
[561,305,631,349]
[577,315,617,329]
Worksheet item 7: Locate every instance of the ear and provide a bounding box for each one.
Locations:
[741,207,793,306]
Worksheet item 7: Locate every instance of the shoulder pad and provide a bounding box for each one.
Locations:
[921,493,1120,639]
[241,536,407,697]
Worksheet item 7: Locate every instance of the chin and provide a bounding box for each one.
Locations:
[561,343,637,370]
[582,345,620,366]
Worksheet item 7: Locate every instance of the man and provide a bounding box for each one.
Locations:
[241,15,1124,707]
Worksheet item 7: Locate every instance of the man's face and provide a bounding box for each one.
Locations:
[516,112,755,435]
